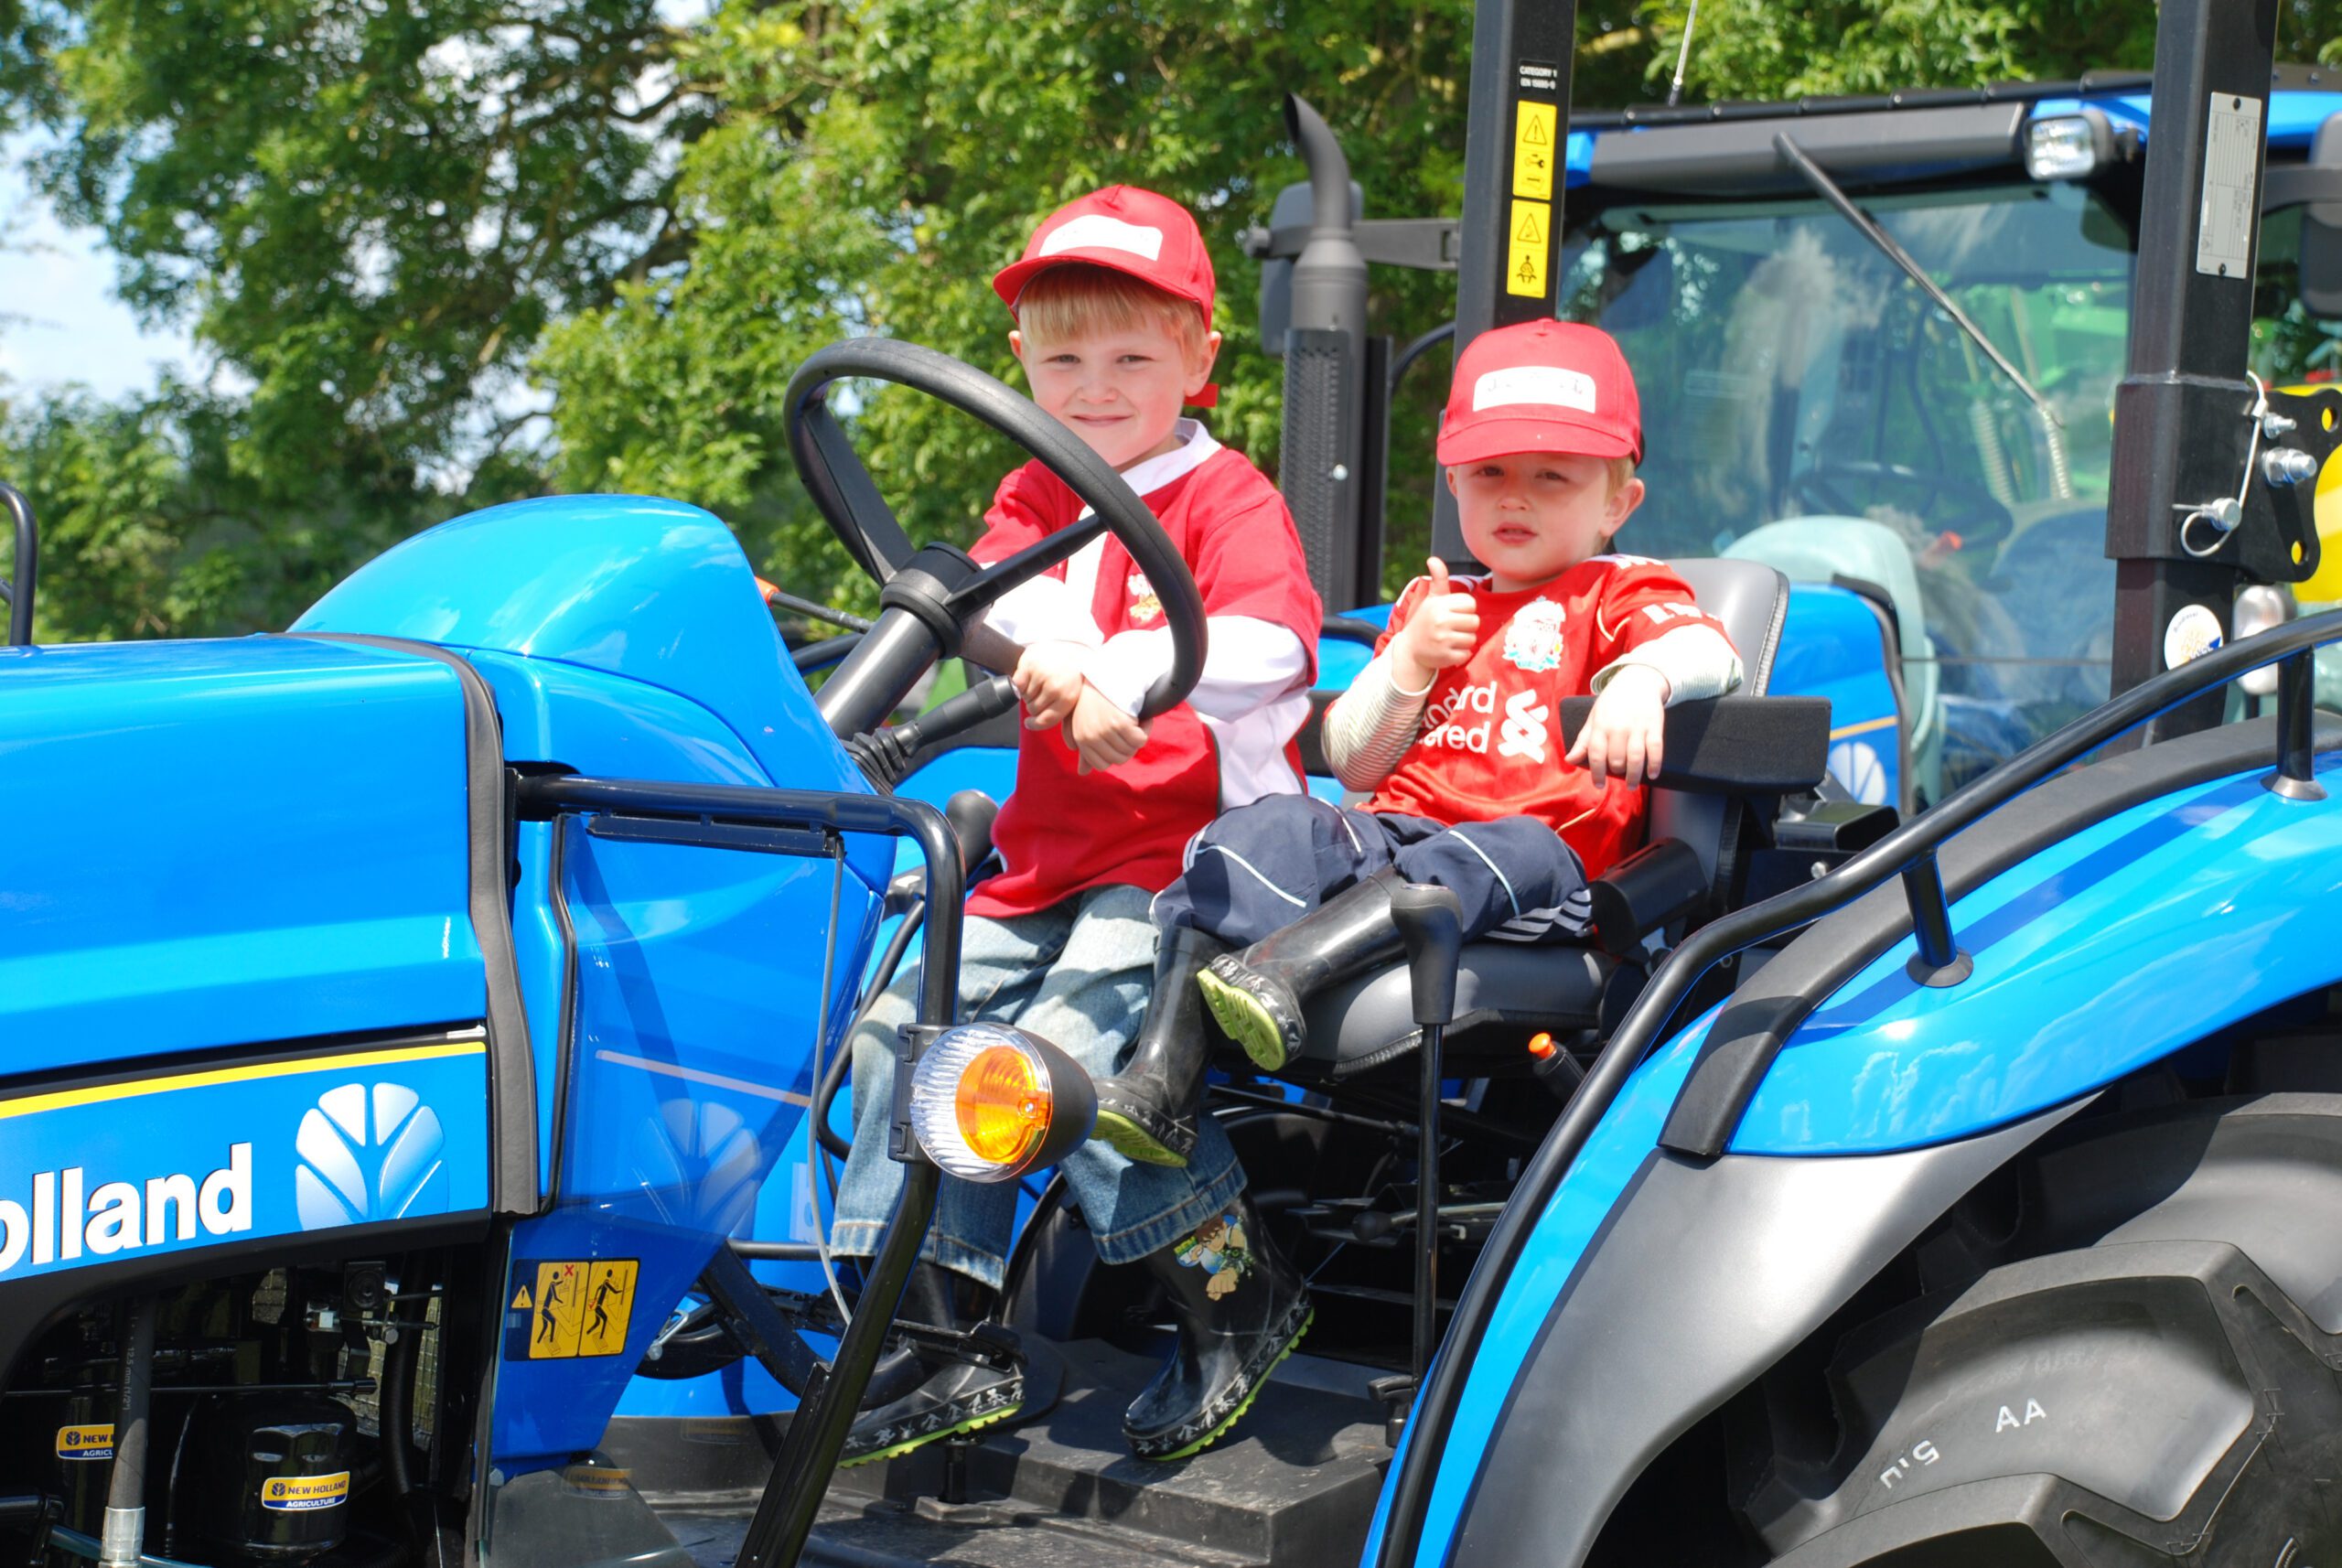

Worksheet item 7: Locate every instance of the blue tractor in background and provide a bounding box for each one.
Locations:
[10,0,2342,1562]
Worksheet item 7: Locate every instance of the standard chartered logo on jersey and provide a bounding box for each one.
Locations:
[295,1083,448,1230]
[1420,680,1552,763]
[1498,690,1551,761]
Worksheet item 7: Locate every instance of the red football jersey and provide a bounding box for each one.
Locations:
[967,443,1322,919]
[1364,556,1734,878]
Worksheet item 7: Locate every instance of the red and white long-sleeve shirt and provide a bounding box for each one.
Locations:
[968,421,1323,918]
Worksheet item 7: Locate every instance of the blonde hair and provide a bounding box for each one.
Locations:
[1606,455,1638,493]
[1014,263,1210,359]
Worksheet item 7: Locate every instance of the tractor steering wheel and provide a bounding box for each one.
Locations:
[1785,459,2015,548]
[782,338,1206,742]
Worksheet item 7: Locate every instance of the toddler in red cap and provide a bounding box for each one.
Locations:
[1100,317,1742,1092]
[830,185,1323,1466]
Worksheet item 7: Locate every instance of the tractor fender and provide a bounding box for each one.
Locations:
[1405,1099,2086,1567]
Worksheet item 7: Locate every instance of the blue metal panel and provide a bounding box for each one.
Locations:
[294,494,827,790]
[0,1036,491,1289]
[467,640,888,1195]
[1734,748,2342,1154]
[1360,1006,1722,1568]
[0,638,482,1065]
[1767,584,1903,806]
[487,803,880,1466]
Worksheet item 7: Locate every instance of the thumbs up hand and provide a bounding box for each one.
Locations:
[1389,557,1481,693]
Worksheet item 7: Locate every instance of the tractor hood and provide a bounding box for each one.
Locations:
[0,635,489,1069]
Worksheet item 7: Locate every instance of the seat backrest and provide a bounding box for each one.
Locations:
[1649,558,1789,884]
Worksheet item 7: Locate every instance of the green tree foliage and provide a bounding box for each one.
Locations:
[8,0,2338,638]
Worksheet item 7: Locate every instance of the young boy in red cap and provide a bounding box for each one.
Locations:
[1090,317,1740,1106]
[831,185,1324,1465]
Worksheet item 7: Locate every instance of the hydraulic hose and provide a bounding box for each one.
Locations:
[101,1299,157,1568]
[378,1260,429,1500]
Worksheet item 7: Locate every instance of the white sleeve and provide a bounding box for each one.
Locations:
[1081,617,1312,720]
[974,575,1103,651]
[1591,624,1745,703]
[1322,652,1430,790]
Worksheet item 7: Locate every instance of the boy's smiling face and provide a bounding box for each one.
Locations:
[1447,450,1646,594]
[1012,315,1219,473]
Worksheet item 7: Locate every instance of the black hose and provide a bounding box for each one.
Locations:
[378,1260,429,1500]
[1389,321,1456,398]
[102,1298,157,1568]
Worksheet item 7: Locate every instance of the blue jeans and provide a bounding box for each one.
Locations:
[829,883,1246,1290]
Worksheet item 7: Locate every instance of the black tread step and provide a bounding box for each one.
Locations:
[656,1338,1393,1568]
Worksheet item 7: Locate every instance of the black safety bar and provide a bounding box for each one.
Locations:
[2,481,37,647]
[510,774,961,1568]
[1375,605,2342,1568]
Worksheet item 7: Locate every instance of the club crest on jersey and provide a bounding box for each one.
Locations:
[1501,597,1566,672]
[1126,569,1162,626]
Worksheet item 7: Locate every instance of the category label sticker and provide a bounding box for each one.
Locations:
[261,1474,349,1512]
[56,1424,115,1461]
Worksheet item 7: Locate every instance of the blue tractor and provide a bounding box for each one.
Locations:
[7,0,2342,1562]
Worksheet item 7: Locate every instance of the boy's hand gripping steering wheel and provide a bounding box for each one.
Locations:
[782,338,1207,743]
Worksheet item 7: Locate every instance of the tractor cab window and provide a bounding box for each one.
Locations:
[1560,180,2135,796]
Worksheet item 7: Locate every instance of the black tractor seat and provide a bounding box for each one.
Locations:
[1284,557,1803,1081]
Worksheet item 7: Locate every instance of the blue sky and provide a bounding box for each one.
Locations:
[1,133,199,403]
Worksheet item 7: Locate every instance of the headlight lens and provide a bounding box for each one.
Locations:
[908,1023,1094,1181]
[2025,113,2110,182]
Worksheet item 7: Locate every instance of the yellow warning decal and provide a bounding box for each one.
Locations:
[1512,101,1558,200]
[518,1258,640,1359]
[1507,199,1552,298]
[261,1473,349,1512]
[578,1260,639,1358]
[56,1424,114,1461]
[528,1260,586,1359]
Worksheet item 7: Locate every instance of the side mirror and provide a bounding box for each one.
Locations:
[2299,113,2342,317]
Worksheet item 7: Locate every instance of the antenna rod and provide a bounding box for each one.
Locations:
[1667,0,1700,108]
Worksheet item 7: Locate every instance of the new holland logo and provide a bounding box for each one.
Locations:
[0,1147,251,1275]
[295,1083,447,1230]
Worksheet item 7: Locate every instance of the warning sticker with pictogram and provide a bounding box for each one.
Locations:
[1512,101,1559,200]
[1507,199,1552,298]
[578,1260,639,1358]
[505,1258,643,1359]
[527,1260,586,1359]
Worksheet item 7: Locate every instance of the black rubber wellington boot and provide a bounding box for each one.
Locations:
[1198,868,1408,1070]
[1123,1189,1312,1461]
[840,1262,1025,1466]
[1090,925,1234,1168]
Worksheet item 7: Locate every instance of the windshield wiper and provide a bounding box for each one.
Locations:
[1773,132,2062,428]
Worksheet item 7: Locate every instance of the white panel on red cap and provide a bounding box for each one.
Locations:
[1040,214,1166,262]
[1472,364,1597,414]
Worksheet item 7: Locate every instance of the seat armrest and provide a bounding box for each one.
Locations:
[1588,837,1709,953]
[1556,694,1830,795]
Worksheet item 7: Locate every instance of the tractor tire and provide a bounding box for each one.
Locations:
[1735,1093,2342,1565]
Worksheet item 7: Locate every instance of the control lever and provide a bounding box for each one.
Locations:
[885,788,999,913]
[849,675,1019,787]
[943,788,1000,875]
[1390,884,1463,1407]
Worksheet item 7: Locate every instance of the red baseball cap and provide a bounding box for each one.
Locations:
[992,185,1216,327]
[1436,318,1642,466]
